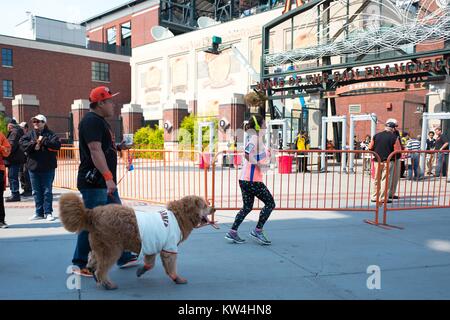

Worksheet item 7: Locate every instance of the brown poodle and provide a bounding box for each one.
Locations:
[59,193,215,290]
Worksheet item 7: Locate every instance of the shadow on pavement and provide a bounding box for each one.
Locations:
[8,222,62,229]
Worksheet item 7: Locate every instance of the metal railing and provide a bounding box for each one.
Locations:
[211,149,382,214]
[53,147,450,230]
[380,150,450,229]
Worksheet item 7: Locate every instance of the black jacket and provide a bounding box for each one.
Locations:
[4,126,25,166]
[19,128,61,172]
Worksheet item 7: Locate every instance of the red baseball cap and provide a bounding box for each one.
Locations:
[89,86,120,103]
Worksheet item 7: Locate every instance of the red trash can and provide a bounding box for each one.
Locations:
[278,155,293,174]
[199,153,211,169]
[234,154,242,166]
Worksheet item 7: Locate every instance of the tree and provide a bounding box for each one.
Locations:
[132,125,164,159]
[0,114,8,135]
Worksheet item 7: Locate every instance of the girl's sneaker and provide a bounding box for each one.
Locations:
[250,229,272,245]
[0,222,8,229]
[29,215,45,221]
[225,231,246,244]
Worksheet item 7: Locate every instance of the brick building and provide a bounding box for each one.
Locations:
[0,34,131,142]
[82,0,160,54]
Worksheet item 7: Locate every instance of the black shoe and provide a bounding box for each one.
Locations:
[391,196,400,200]
[118,254,139,269]
[20,191,32,197]
[5,196,20,202]
[371,199,392,203]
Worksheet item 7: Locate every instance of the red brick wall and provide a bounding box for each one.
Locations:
[336,90,427,142]
[0,43,131,140]
[86,6,159,49]
[87,28,104,44]
[131,8,159,47]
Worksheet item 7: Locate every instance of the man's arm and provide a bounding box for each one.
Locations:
[19,132,36,154]
[87,141,116,194]
[368,139,375,151]
[8,130,21,155]
[42,133,61,151]
[0,135,11,158]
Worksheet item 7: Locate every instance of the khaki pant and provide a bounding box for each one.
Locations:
[427,153,435,174]
[390,159,401,198]
[371,161,396,201]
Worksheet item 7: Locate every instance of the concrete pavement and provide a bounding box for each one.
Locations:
[1,187,450,300]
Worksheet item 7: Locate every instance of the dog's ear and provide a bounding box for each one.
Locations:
[196,197,206,209]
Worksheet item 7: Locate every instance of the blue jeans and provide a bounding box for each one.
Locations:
[408,153,421,179]
[7,164,21,197]
[407,154,421,179]
[71,189,136,268]
[435,153,448,177]
[29,170,55,216]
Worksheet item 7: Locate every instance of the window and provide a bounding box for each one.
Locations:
[2,48,13,67]
[3,80,13,98]
[349,105,361,114]
[121,22,131,48]
[107,27,116,45]
[92,62,110,82]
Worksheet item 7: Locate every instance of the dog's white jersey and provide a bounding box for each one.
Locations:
[134,209,182,256]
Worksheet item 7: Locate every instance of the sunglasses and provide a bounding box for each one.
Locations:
[32,120,44,124]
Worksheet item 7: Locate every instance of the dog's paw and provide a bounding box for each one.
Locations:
[100,282,118,290]
[173,276,188,285]
[136,267,147,278]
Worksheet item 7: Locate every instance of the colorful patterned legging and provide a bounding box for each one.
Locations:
[231,180,276,231]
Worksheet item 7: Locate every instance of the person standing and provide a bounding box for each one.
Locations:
[71,86,138,276]
[369,119,402,203]
[19,122,32,197]
[4,119,25,202]
[360,135,372,172]
[434,127,449,177]
[405,134,422,180]
[400,132,409,178]
[295,130,310,173]
[0,132,11,228]
[426,131,436,175]
[225,114,276,245]
[19,115,61,221]
[390,124,403,200]
[227,136,237,168]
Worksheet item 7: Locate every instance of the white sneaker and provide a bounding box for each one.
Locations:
[46,214,56,221]
[29,215,45,221]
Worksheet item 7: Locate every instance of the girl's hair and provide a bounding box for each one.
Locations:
[245,114,264,132]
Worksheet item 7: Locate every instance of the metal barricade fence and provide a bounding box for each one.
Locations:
[211,150,383,221]
[55,148,450,229]
[116,149,209,205]
[54,148,211,219]
[54,147,79,191]
[381,150,450,229]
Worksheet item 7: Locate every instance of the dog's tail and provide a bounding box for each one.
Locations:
[59,193,91,233]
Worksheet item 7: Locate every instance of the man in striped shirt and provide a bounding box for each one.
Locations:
[406,135,422,180]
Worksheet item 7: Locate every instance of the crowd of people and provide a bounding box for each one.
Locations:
[341,124,449,181]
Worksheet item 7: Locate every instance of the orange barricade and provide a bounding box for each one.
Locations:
[53,147,79,191]
[380,150,450,229]
[55,148,212,221]
[55,147,450,230]
[115,149,212,220]
[211,150,383,223]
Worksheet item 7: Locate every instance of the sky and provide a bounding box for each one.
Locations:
[0,0,130,36]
